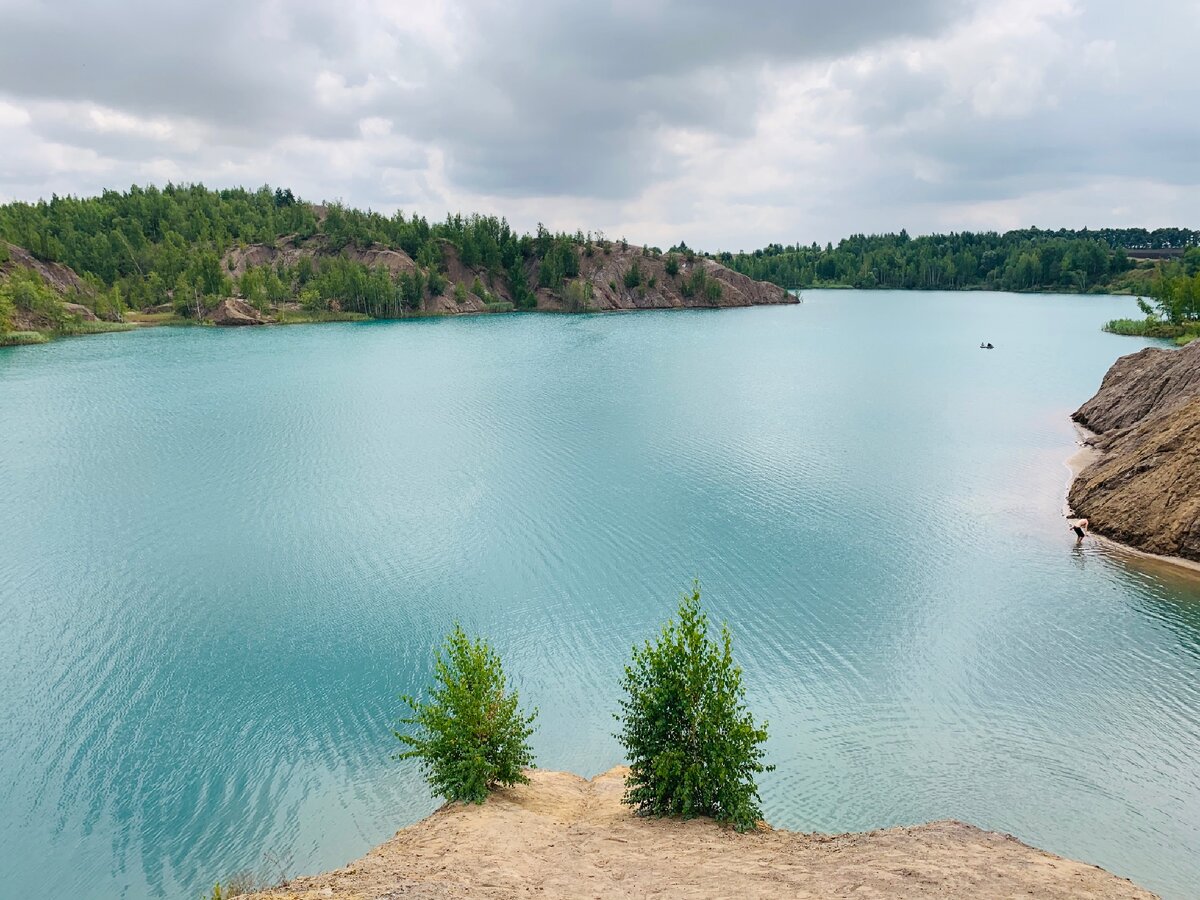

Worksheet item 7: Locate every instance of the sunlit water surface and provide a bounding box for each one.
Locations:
[2,291,1198,899]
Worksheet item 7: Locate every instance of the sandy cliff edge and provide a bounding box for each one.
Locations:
[1068,339,1200,564]
[245,767,1153,899]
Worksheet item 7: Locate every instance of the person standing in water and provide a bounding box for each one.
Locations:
[1070,518,1089,540]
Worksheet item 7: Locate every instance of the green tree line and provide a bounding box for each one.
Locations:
[0,184,555,318]
[719,227,1198,293]
[3,185,1196,324]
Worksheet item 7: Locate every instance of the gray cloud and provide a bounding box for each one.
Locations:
[0,0,1196,245]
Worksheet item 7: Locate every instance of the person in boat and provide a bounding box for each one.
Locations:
[1070,518,1089,540]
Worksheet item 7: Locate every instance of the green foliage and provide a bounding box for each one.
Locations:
[704,276,722,302]
[1149,261,1200,324]
[0,185,538,320]
[395,625,537,804]
[623,261,642,290]
[616,583,771,832]
[0,283,12,332]
[720,227,1197,292]
[5,184,1189,329]
[454,282,468,304]
[537,238,580,287]
[427,269,447,297]
[0,268,63,325]
[484,300,515,313]
[0,330,49,346]
[563,279,594,312]
[55,320,135,337]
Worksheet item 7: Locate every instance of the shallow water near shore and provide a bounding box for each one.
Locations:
[2,290,1198,899]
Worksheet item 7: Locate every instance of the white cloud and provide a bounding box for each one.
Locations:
[0,0,1195,246]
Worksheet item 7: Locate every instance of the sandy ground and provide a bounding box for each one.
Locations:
[247,767,1154,900]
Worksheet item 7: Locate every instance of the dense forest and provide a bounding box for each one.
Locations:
[1,184,1196,343]
[0,184,552,318]
[719,228,1199,293]
[1105,248,1200,344]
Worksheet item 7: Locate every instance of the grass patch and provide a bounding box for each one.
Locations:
[0,330,50,346]
[1104,318,1199,340]
[484,301,515,313]
[125,311,187,325]
[277,310,370,324]
[56,320,136,336]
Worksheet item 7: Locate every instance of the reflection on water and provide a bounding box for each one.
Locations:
[2,291,1199,899]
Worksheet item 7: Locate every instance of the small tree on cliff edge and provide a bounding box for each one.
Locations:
[395,625,537,804]
[616,582,772,831]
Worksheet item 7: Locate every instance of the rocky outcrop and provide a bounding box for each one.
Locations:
[1069,339,1200,561]
[222,238,795,317]
[61,302,98,321]
[537,246,795,312]
[244,767,1151,900]
[208,298,267,325]
[1,241,90,296]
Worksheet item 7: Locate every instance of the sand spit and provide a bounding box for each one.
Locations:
[246,767,1153,900]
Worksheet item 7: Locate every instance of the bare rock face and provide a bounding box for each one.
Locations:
[538,247,795,312]
[1074,339,1200,433]
[1,241,89,295]
[1069,339,1200,561]
[209,298,267,325]
[61,302,99,321]
[221,238,793,317]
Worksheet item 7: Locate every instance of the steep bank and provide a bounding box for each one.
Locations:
[245,767,1152,899]
[224,237,795,316]
[1069,339,1200,562]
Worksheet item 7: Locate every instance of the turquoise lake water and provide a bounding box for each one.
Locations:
[2,290,1199,899]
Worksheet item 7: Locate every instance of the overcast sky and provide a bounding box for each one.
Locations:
[0,0,1196,249]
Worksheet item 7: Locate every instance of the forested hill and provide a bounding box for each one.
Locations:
[1,185,1195,343]
[719,228,1199,293]
[0,184,791,341]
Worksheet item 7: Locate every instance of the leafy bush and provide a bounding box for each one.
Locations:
[0,282,13,332]
[564,279,594,312]
[427,269,446,297]
[664,255,680,278]
[1,268,62,324]
[623,261,642,289]
[1104,316,1192,339]
[395,625,537,803]
[484,300,514,313]
[616,583,771,831]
